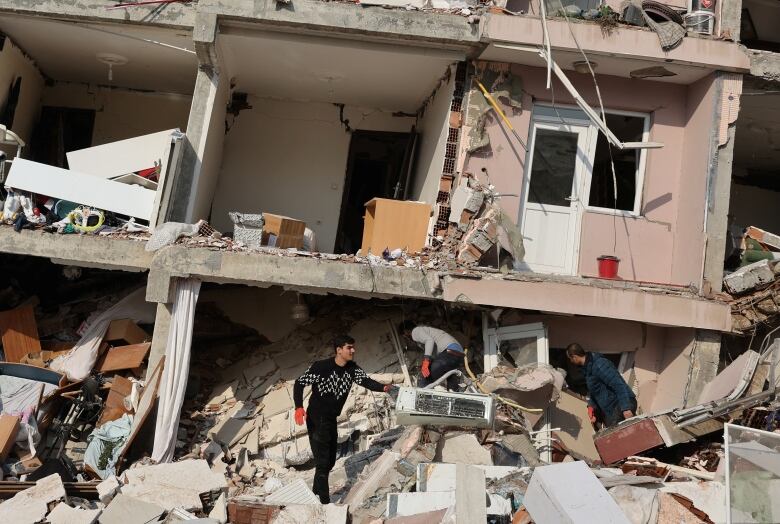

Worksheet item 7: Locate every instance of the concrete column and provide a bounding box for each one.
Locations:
[719,0,743,42]
[684,329,721,408]
[703,72,741,294]
[147,302,173,380]
[166,12,228,223]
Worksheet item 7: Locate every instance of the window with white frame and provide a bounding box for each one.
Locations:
[587,112,649,215]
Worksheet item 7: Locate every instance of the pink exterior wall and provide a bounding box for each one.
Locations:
[463,64,717,286]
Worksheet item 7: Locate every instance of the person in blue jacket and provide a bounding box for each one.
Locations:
[566,343,637,428]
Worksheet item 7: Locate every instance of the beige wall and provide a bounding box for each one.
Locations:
[211,97,415,252]
[410,66,455,204]
[0,37,44,150]
[42,82,191,147]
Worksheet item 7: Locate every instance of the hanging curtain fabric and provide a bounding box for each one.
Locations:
[151,278,201,463]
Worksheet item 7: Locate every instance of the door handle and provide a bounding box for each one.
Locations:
[565,196,577,202]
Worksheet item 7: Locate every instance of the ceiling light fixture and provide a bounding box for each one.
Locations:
[572,60,597,74]
[96,53,129,82]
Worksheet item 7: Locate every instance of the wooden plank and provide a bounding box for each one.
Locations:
[0,414,20,461]
[116,356,164,472]
[96,375,134,427]
[96,343,150,373]
[0,305,41,363]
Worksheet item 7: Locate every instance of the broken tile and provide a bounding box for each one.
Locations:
[46,503,101,524]
[437,433,492,466]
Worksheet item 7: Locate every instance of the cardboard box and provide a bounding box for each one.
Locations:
[360,198,431,255]
[0,414,20,461]
[262,214,305,250]
[105,319,150,346]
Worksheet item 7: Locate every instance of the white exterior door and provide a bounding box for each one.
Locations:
[482,319,552,462]
[519,116,594,275]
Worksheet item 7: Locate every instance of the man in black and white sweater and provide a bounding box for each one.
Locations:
[293,335,396,504]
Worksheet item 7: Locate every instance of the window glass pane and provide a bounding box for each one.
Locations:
[588,114,644,212]
[727,425,780,523]
[528,129,578,206]
[499,336,538,368]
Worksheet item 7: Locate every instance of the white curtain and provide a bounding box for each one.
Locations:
[151,278,201,463]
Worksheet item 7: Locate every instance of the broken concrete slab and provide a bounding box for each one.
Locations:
[549,390,600,462]
[97,475,121,505]
[724,259,775,295]
[46,502,101,524]
[121,459,227,512]
[524,461,630,524]
[0,473,66,524]
[99,494,165,524]
[697,350,760,404]
[437,433,492,465]
[608,485,659,524]
[343,450,402,507]
[659,481,726,523]
[272,503,348,523]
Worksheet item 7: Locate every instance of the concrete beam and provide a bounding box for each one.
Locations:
[200,0,481,51]
[0,229,152,271]
[749,50,780,83]
[193,11,219,73]
[147,245,438,303]
[441,274,733,332]
[0,0,195,29]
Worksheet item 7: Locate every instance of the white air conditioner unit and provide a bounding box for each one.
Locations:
[394,387,496,428]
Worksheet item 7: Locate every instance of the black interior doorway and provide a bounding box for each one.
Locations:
[334,130,416,254]
[30,106,96,168]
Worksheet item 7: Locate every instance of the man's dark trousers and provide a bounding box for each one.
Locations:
[419,351,464,390]
[306,412,338,504]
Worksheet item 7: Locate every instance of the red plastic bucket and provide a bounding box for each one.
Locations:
[597,255,620,279]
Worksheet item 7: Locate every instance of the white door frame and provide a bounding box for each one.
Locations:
[518,112,596,275]
[482,316,552,462]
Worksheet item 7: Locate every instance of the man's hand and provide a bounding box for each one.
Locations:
[587,406,596,424]
[294,407,306,426]
[421,358,431,378]
[622,410,635,419]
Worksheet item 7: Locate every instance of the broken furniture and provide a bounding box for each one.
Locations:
[0,305,41,363]
[360,198,431,255]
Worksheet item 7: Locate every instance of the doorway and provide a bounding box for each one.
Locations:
[334,130,416,254]
[30,106,96,168]
[519,109,594,275]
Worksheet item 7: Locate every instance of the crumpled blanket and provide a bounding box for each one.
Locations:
[84,413,133,479]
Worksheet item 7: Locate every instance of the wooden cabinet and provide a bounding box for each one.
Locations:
[360,198,432,255]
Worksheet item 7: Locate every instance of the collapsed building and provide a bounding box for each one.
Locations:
[0,0,775,523]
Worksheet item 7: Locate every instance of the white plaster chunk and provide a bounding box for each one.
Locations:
[525,461,630,524]
[98,494,165,524]
[261,382,297,417]
[46,502,101,524]
[438,433,493,466]
[386,491,455,518]
[121,459,227,511]
[208,493,228,524]
[97,475,121,505]
[724,259,775,294]
[0,473,66,524]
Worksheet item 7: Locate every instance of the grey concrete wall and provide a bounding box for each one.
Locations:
[0,0,195,28]
[720,0,743,42]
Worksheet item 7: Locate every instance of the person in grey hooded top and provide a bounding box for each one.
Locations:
[399,321,464,390]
